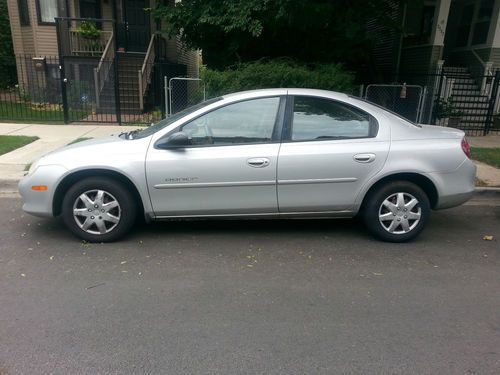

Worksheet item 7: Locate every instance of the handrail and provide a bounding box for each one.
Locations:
[93,31,114,109]
[471,49,485,68]
[138,34,156,110]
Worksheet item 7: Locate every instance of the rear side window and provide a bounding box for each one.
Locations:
[291,96,376,141]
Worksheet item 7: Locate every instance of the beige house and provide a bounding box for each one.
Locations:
[6,0,199,120]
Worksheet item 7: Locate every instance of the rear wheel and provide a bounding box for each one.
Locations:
[363,181,430,242]
[61,177,137,242]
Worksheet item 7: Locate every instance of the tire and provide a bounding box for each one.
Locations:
[362,181,430,242]
[61,177,137,242]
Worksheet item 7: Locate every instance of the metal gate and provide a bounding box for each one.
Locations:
[365,84,425,123]
[167,77,206,116]
[432,69,500,135]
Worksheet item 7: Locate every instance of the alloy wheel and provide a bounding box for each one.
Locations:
[72,189,121,235]
[378,192,421,234]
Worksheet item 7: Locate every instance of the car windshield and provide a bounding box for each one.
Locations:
[131,97,223,139]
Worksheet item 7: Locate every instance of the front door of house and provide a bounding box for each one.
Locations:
[123,0,150,52]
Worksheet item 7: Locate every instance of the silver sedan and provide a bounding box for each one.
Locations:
[19,89,476,242]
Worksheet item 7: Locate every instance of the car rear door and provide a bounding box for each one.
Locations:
[277,94,390,213]
[146,96,286,217]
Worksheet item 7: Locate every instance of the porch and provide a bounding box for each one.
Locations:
[56,17,157,120]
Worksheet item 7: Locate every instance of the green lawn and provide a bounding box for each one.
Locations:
[471,147,500,169]
[0,135,39,156]
[0,101,89,123]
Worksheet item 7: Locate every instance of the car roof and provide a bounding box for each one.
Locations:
[222,88,351,101]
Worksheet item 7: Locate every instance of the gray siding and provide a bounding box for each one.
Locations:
[366,2,402,82]
[491,48,500,68]
[449,48,491,76]
[400,45,443,75]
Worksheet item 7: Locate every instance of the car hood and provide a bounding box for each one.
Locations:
[38,135,151,169]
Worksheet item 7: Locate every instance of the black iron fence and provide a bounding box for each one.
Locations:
[0,54,190,125]
[0,56,65,123]
[377,69,500,136]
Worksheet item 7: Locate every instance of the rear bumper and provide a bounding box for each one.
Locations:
[428,159,476,210]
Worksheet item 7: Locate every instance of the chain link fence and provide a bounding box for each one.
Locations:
[365,84,425,123]
[168,77,206,116]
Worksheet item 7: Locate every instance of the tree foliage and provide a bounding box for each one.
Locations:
[201,59,355,97]
[0,0,16,87]
[154,0,404,70]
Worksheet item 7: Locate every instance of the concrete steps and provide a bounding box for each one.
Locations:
[96,52,151,114]
[442,66,491,129]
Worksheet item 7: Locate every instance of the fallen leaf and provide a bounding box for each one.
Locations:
[372,272,384,276]
[21,273,26,277]
[483,235,494,241]
[49,256,54,260]
[120,261,127,265]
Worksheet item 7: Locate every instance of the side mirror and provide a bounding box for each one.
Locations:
[155,131,191,149]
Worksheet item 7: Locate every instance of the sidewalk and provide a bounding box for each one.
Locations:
[0,123,139,181]
[1,123,499,186]
[468,136,500,187]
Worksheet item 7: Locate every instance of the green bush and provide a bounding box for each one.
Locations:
[201,59,355,97]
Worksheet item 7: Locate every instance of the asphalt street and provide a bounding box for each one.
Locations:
[0,196,499,374]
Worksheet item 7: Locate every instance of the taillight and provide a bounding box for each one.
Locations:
[461,137,471,159]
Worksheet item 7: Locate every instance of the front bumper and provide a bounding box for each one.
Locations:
[428,159,477,210]
[18,165,67,218]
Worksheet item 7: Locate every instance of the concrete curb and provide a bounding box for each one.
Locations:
[0,179,19,190]
[474,187,500,197]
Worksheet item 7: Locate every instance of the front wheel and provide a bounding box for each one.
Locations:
[61,177,137,242]
[363,181,430,242]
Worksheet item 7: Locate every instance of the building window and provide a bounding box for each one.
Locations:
[472,0,494,45]
[36,0,58,24]
[455,4,474,47]
[18,0,30,26]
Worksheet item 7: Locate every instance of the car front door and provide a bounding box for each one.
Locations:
[146,96,285,217]
[277,94,389,213]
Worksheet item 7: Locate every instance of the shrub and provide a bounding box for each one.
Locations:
[201,59,355,97]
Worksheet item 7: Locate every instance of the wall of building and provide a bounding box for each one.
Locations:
[400,45,443,75]
[365,2,402,82]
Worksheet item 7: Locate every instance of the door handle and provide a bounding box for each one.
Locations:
[247,157,270,168]
[353,153,376,163]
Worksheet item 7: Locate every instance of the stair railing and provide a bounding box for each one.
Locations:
[138,34,156,111]
[93,31,115,109]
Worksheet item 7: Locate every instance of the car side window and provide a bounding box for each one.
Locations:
[291,96,375,141]
[179,97,280,146]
